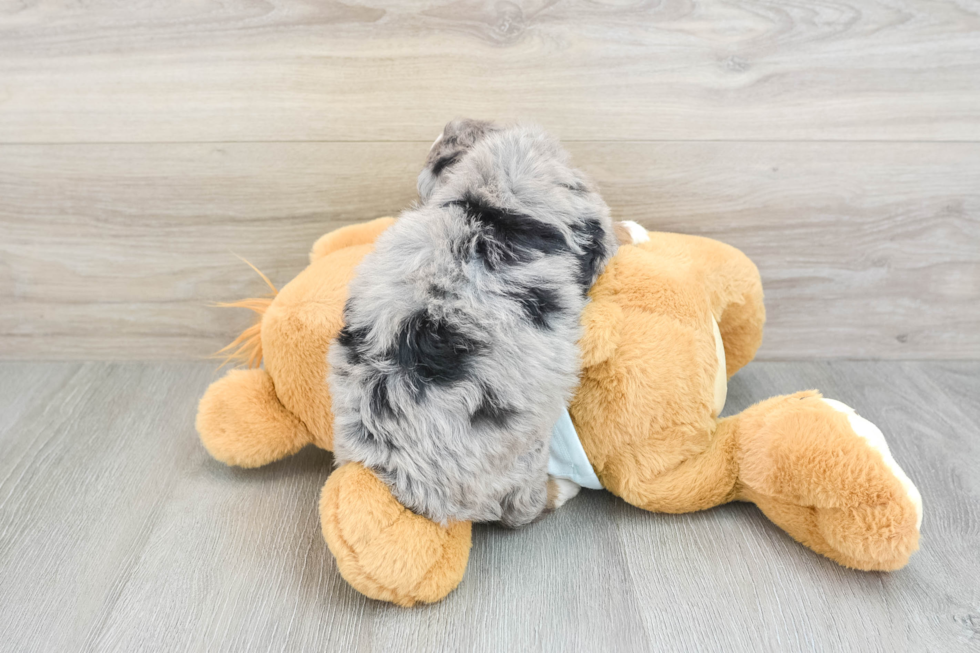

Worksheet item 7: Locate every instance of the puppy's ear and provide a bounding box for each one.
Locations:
[418,118,500,201]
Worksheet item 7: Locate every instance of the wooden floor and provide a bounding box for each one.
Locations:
[1,361,977,652]
[2,1,979,360]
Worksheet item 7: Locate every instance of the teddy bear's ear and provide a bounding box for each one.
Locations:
[309,217,397,263]
[578,299,623,368]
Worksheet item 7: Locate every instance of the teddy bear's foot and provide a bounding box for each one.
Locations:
[196,368,313,468]
[743,487,920,571]
[735,392,921,571]
[320,463,472,607]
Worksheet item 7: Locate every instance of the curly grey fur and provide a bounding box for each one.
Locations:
[329,120,616,527]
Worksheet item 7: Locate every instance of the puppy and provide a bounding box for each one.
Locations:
[329,120,618,527]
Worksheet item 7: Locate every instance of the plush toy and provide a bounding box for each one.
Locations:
[197,217,922,607]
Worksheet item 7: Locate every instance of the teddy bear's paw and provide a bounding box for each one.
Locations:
[736,392,922,571]
[820,399,922,530]
[196,368,312,468]
[320,463,472,607]
[808,399,922,571]
[814,501,921,571]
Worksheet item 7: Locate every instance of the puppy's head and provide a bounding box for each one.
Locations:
[418,118,500,202]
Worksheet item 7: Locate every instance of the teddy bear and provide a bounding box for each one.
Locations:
[196,216,922,607]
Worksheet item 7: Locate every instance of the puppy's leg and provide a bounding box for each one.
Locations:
[499,477,550,528]
[500,475,582,527]
[546,476,582,510]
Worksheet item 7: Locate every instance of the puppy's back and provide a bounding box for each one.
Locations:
[330,125,616,526]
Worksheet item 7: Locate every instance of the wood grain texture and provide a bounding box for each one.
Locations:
[1,141,977,360]
[1,0,979,142]
[0,361,977,652]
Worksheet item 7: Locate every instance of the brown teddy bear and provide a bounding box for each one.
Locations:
[196,217,922,607]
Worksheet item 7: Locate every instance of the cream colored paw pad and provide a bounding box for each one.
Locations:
[821,398,923,530]
[549,477,582,509]
[711,317,727,417]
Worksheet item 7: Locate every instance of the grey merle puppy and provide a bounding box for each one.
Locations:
[328,120,617,527]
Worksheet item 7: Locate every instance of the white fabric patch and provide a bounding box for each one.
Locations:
[548,409,604,490]
[620,220,650,244]
[821,399,923,530]
[712,317,727,417]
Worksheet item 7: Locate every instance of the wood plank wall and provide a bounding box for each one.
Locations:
[1,1,978,360]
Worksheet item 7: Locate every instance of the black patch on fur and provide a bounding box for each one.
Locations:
[337,323,369,365]
[446,196,567,268]
[427,283,450,300]
[431,152,461,176]
[350,422,401,454]
[347,421,376,445]
[572,218,607,294]
[370,378,394,418]
[471,386,517,428]
[394,310,480,387]
[507,285,562,329]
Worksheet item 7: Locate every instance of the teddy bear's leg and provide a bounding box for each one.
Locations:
[309,217,396,263]
[196,368,313,468]
[733,392,922,571]
[597,417,742,515]
[319,463,472,607]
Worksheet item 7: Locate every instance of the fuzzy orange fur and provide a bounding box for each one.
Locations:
[320,462,472,607]
[196,368,311,468]
[196,217,920,606]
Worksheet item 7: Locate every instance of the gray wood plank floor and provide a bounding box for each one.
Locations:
[0,361,977,652]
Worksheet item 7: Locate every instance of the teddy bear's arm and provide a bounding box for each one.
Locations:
[634,232,765,378]
[320,463,472,606]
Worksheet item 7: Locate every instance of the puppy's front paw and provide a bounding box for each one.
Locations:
[546,476,582,510]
